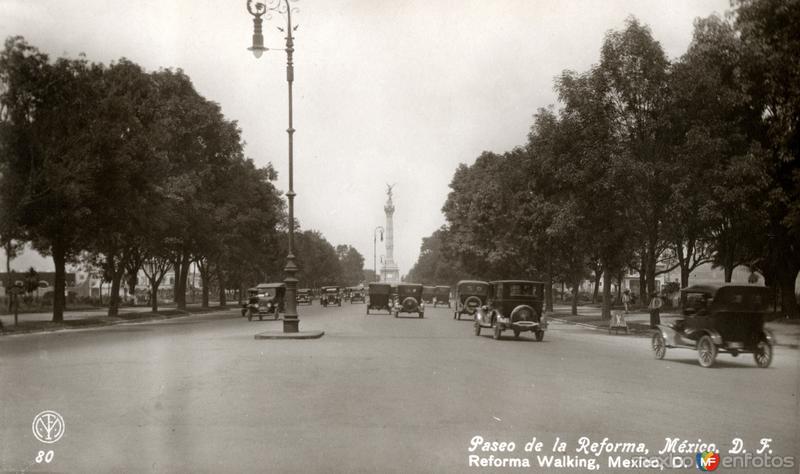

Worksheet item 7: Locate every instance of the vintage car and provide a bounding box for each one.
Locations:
[453,280,490,320]
[474,280,547,340]
[651,284,775,368]
[366,283,393,314]
[393,283,425,318]
[434,286,451,308]
[320,286,342,307]
[242,282,285,321]
[349,286,365,303]
[422,286,436,305]
[296,288,312,305]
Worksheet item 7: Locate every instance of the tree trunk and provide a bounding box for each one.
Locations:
[638,268,646,306]
[174,252,190,309]
[616,270,623,305]
[571,276,580,316]
[591,269,601,303]
[601,269,613,320]
[724,265,734,283]
[51,241,66,322]
[218,272,227,307]
[150,282,159,313]
[544,256,553,312]
[108,269,123,317]
[680,266,691,308]
[5,243,12,312]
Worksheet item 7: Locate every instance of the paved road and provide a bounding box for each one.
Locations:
[1,302,798,473]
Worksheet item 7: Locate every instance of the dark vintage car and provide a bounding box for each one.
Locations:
[651,284,775,368]
[366,283,393,314]
[320,286,342,307]
[296,288,312,305]
[349,286,365,303]
[393,283,425,318]
[453,280,490,320]
[242,282,285,321]
[422,286,436,305]
[474,280,547,340]
[434,286,451,308]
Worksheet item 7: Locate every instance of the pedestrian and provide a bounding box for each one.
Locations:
[622,289,631,313]
[648,291,663,328]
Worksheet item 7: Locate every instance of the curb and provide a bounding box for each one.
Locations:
[0,307,236,337]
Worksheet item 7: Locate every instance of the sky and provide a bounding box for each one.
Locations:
[0,0,732,277]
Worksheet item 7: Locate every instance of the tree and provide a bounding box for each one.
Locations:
[336,245,365,286]
[0,37,105,321]
[733,0,800,317]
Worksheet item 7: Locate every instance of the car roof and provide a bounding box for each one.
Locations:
[681,283,767,294]
[489,280,545,285]
[398,282,423,287]
[368,282,391,287]
[456,280,489,286]
[256,283,285,289]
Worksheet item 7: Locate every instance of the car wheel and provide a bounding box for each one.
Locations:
[474,323,481,336]
[534,330,544,342]
[366,307,370,315]
[697,335,717,368]
[493,324,501,340]
[513,329,521,339]
[247,310,253,322]
[753,339,772,368]
[419,312,424,319]
[651,333,666,359]
[274,308,280,320]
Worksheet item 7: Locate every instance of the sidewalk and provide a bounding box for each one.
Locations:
[547,304,800,349]
[0,303,236,336]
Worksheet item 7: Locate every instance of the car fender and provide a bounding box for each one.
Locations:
[762,328,775,344]
[695,328,723,346]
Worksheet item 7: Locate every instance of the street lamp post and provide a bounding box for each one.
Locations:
[373,226,384,282]
[247,0,322,339]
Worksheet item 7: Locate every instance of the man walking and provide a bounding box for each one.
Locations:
[648,291,662,328]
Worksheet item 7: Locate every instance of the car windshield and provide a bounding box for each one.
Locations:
[259,289,276,298]
[400,287,420,295]
[507,284,540,297]
[370,286,390,295]
[684,292,710,313]
[461,284,487,295]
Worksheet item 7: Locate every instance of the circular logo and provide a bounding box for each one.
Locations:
[32,410,65,444]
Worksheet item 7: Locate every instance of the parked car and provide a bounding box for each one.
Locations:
[474,280,546,340]
[393,283,425,318]
[651,284,775,368]
[349,286,365,303]
[422,286,436,304]
[242,282,285,321]
[366,283,393,315]
[296,288,312,305]
[453,280,490,320]
[434,286,451,308]
[320,286,342,307]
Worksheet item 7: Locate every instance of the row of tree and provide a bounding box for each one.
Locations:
[407,0,799,319]
[0,37,363,321]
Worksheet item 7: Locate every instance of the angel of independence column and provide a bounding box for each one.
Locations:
[380,184,400,282]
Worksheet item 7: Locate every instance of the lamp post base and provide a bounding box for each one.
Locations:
[254,330,325,340]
